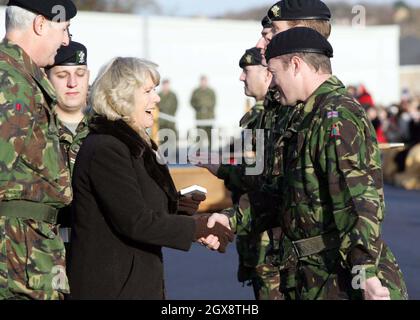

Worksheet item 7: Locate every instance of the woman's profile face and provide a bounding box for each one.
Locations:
[132,75,160,129]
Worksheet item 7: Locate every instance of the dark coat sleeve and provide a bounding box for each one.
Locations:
[88,138,196,251]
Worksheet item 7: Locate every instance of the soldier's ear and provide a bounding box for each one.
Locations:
[33,15,47,36]
[290,56,301,77]
[265,68,273,83]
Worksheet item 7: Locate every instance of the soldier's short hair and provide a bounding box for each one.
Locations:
[90,57,160,138]
[5,6,36,32]
[279,52,332,74]
[286,20,331,39]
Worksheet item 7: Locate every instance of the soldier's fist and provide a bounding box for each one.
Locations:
[363,277,390,300]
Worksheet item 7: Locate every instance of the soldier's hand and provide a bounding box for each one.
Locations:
[196,213,233,252]
[363,277,390,300]
[207,212,231,230]
[193,213,234,253]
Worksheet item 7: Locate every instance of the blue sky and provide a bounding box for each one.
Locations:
[154,0,420,16]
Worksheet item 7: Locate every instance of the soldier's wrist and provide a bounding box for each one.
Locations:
[220,208,236,233]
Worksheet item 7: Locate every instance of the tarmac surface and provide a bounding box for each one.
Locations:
[163,184,420,300]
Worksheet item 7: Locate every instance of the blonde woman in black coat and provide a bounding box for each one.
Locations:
[67,57,234,300]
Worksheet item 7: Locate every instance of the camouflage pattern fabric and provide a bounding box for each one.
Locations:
[278,76,407,300]
[59,116,90,177]
[191,87,216,146]
[222,101,283,300]
[190,87,216,120]
[158,90,178,133]
[57,116,90,233]
[220,93,300,300]
[0,39,71,300]
[0,217,68,300]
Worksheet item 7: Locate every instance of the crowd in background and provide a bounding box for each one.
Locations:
[347,85,420,172]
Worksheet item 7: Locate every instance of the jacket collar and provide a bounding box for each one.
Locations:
[89,115,150,158]
[88,115,179,210]
[302,75,345,116]
[0,39,57,105]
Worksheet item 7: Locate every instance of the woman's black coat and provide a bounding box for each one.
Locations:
[67,117,195,300]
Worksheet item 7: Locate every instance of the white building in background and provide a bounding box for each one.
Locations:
[0,9,401,141]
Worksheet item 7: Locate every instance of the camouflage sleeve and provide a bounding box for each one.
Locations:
[210,90,216,108]
[0,69,35,177]
[190,90,198,110]
[174,93,178,110]
[319,106,384,278]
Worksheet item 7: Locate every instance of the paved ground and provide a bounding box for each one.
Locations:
[163,184,420,300]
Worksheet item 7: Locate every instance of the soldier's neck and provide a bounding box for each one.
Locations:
[56,107,85,125]
[6,31,40,66]
[302,73,332,102]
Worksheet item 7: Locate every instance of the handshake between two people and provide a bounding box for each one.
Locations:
[193,213,234,253]
[177,189,234,253]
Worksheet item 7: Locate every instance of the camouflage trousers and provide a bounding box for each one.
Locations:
[254,263,283,300]
[291,243,408,300]
[0,216,69,300]
[236,231,283,300]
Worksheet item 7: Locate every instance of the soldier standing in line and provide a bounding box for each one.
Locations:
[202,0,334,299]
[158,79,178,137]
[190,75,216,149]
[228,47,283,299]
[45,41,91,248]
[0,0,77,300]
[265,27,408,300]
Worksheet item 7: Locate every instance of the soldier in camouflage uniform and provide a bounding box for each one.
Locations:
[0,0,77,299]
[46,41,91,246]
[262,0,334,300]
[265,27,408,300]
[190,75,216,148]
[158,79,178,136]
[206,1,334,300]
[227,47,282,300]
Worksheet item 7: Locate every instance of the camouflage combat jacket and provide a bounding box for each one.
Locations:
[279,76,406,299]
[59,115,90,177]
[0,39,72,208]
[0,39,72,299]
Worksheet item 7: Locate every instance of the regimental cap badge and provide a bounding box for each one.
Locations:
[271,5,281,18]
[245,54,253,64]
[76,51,86,64]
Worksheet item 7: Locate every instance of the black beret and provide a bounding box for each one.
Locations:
[46,41,87,69]
[8,0,77,21]
[261,16,272,28]
[239,47,264,68]
[267,0,331,21]
[265,27,333,62]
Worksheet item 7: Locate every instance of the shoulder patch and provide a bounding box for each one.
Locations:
[327,111,339,118]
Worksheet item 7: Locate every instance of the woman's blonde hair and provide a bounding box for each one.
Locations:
[90,57,160,143]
